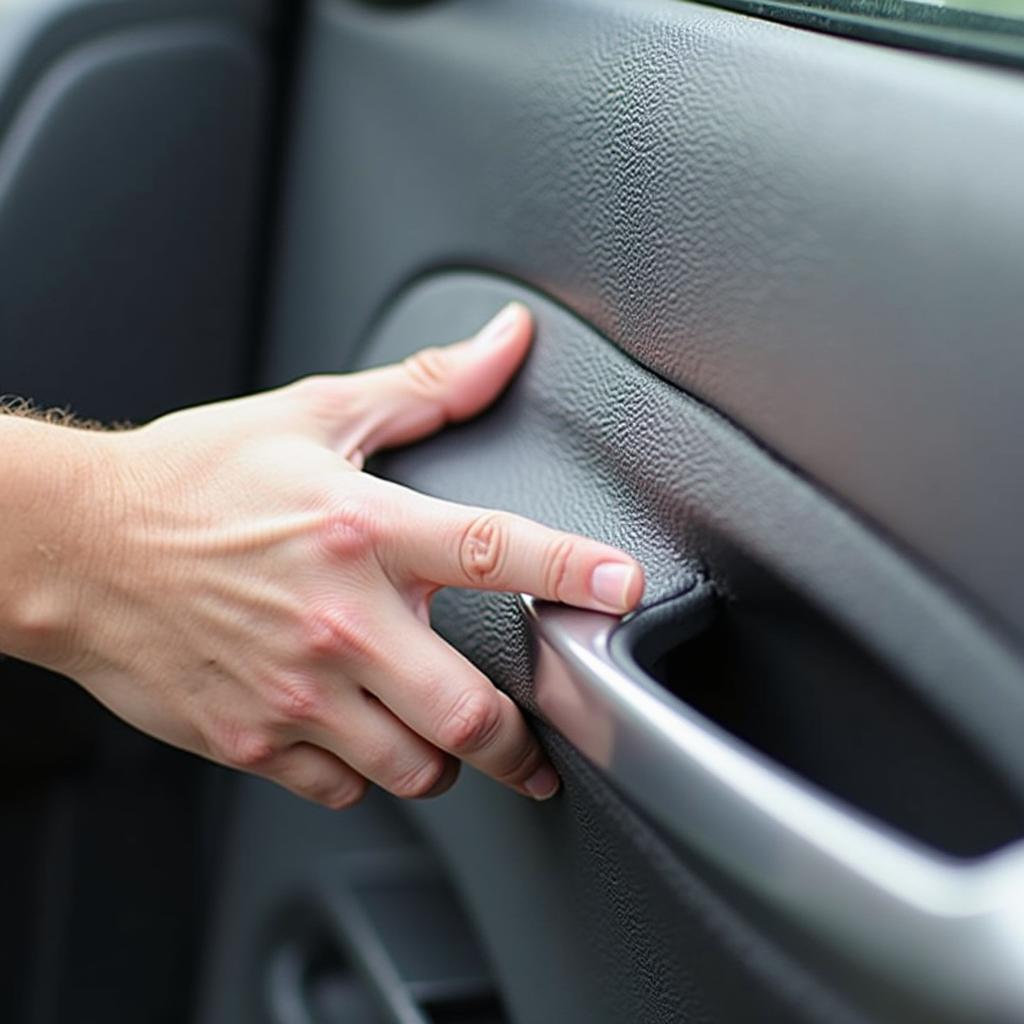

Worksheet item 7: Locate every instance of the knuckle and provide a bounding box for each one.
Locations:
[542,536,576,603]
[317,501,377,561]
[389,754,447,800]
[436,688,503,755]
[403,347,450,396]
[268,677,327,725]
[273,751,367,810]
[495,737,543,786]
[457,512,509,587]
[321,775,368,811]
[289,374,343,413]
[216,725,278,772]
[300,605,376,662]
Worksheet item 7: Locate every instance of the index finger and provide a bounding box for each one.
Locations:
[382,489,645,614]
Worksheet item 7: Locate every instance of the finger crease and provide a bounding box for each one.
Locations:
[547,537,574,603]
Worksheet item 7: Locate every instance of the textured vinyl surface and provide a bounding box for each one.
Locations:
[365,274,1024,795]
[198,269,1024,1024]
[269,0,1024,648]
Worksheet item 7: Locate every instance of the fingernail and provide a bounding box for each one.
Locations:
[524,763,560,801]
[474,302,524,349]
[590,562,640,612]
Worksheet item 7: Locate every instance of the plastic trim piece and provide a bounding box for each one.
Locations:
[265,850,503,1024]
[521,593,1024,1022]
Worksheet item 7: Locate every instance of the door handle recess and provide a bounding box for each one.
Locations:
[520,591,1024,1022]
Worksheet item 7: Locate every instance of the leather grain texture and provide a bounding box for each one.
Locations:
[268,0,1024,649]
[365,273,1024,796]
[406,732,873,1024]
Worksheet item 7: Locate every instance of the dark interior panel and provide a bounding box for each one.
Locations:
[369,273,1024,1023]
[361,273,1024,806]
[266,0,1024,646]
[0,16,269,423]
[197,770,871,1024]
[203,778,516,1023]
[198,0,1024,1018]
[0,1,275,141]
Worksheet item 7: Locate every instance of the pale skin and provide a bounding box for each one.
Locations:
[0,303,644,807]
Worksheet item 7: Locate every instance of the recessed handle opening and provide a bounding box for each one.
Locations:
[611,578,1024,859]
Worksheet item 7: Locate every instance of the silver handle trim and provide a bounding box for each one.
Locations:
[520,594,1024,1020]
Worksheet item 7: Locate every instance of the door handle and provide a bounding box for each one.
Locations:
[520,591,1024,1022]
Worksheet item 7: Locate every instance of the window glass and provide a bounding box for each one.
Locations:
[710,0,1024,68]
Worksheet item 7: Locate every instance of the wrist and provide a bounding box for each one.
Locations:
[0,417,126,674]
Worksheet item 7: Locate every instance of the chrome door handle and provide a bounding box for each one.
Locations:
[520,592,1024,1022]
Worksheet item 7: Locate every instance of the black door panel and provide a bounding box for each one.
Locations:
[357,272,1024,810]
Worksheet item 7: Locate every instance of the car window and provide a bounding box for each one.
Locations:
[708,0,1024,67]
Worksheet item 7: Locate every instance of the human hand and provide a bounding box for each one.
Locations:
[18,304,644,807]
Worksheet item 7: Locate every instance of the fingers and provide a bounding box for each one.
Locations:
[253,609,553,804]
[307,690,461,801]
[258,742,368,810]
[381,488,644,614]
[240,701,460,807]
[208,555,559,806]
[292,302,534,459]
[358,603,560,800]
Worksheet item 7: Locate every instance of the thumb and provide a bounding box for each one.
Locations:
[328,302,533,461]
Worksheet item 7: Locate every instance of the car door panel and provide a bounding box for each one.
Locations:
[3,0,1022,1021]
[196,2,1024,1022]
[341,272,1024,1021]
[268,0,1024,641]
[198,268,1024,1024]
[362,272,1024,840]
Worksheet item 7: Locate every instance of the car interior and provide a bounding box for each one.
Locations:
[2,1,1024,1022]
